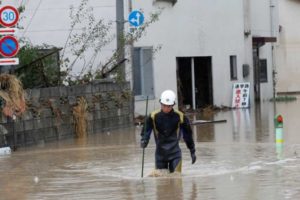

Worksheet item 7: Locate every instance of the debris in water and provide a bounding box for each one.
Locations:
[0,74,26,117]
[148,169,181,177]
[0,147,11,155]
[72,97,88,138]
[34,176,39,183]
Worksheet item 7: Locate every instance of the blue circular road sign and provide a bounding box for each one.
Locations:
[128,10,144,27]
[0,35,19,57]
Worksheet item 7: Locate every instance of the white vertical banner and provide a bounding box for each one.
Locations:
[232,82,250,108]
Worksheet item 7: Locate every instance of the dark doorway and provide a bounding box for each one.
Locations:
[252,36,276,102]
[253,46,261,101]
[177,57,213,110]
[177,58,192,107]
[194,57,213,108]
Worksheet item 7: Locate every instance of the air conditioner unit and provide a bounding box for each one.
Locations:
[154,0,177,5]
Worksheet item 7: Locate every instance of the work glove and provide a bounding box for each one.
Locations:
[191,152,196,164]
[140,139,148,148]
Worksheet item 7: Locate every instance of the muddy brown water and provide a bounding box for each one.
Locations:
[1,101,300,199]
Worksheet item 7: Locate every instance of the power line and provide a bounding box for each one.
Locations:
[21,0,42,37]
[21,23,116,33]
[19,0,26,7]
[24,5,115,11]
[21,28,98,33]
[21,2,116,37]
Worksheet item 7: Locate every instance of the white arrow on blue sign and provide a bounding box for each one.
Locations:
[128,10,144,27]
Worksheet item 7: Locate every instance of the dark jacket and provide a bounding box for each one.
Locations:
[141,109,195,161]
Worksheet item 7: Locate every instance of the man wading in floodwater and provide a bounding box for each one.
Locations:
[141,90,196,173]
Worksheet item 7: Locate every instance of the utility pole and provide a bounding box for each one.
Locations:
[128,0,135,123]
[116,0,125,80]
[128,0,133,89]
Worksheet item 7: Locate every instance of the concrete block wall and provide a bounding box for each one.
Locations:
[0,80,133,147]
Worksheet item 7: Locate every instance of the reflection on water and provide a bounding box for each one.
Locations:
[2,101,300,199]
[192,102,276,144]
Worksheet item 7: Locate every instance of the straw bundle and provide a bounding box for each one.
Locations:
[72,96,88,138]
[0,74,26,117]
[148,169,181,177]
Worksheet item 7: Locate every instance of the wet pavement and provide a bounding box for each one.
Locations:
[1,100,300,199]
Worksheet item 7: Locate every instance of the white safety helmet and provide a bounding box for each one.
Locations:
[160,90,176,105]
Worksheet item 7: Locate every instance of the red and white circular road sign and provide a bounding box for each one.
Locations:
[0,6,19,27]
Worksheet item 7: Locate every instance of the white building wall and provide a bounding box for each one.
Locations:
[276,0,300,93]
[251,0,272,37]
[133,0,275,114]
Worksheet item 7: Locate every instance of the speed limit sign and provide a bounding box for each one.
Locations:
[0,6,19,27]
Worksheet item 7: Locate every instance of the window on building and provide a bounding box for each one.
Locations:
[133,47,154,100]
[259,59,268,83]
[230,55,237,80]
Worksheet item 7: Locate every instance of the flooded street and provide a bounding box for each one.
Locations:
[2,101,300,199]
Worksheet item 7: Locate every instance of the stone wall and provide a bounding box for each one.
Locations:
[0,80,133,148]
